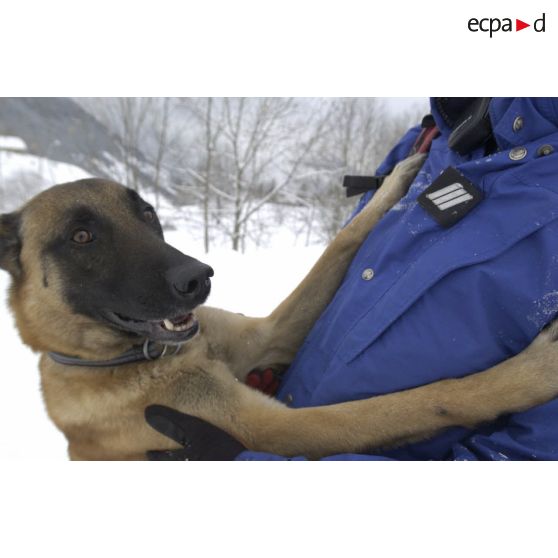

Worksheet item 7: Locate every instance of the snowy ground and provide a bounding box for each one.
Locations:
[0,231,324,461]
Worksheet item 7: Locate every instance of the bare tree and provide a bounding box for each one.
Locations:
[78,97,154,192]
[72,97,424,249]
[181,98,226,253]
[215,98,330,251]
[152,98,171,210]
[300,98,418,241]
[117,98,153,191]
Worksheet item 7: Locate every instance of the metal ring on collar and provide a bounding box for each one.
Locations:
[143,339,167,361]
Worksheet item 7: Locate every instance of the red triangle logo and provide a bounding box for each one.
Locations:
[516,19,530,31]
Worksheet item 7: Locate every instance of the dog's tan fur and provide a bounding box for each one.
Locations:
[4,153,558,460]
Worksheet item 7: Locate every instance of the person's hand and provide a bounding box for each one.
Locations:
[144,405,246,460]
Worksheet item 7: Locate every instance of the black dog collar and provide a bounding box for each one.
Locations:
[48,339,182,368]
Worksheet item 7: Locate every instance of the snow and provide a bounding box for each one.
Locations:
[0,150,90,187]
[0,231,324,461]
[0,135,27,150]
[0,278,66,459]
[0,140,93,214]
[528,291,558,329]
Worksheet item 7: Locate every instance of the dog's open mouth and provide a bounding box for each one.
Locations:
[160,314,195,332]
[103,310,200,344]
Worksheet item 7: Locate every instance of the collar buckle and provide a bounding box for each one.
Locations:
[142,339,182,361]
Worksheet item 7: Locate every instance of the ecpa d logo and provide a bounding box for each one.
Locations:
[468,13,546,37]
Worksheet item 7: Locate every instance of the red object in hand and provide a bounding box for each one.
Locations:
[246,368,282,396]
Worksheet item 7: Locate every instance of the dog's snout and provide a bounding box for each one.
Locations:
[166,263,213,300]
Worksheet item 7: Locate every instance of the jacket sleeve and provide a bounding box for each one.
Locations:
[448,399,558,461]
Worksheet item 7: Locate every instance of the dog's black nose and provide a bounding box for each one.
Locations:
[166,262,213,300]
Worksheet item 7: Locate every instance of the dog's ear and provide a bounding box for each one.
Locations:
[0,212,22,277]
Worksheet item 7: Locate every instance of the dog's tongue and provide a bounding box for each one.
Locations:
[161,313,194,332]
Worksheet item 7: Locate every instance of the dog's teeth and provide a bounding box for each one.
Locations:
[162,315,195,332]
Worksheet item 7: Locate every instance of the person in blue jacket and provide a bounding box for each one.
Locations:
[146,97,558,460]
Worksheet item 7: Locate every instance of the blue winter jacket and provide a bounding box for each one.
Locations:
[238,97,558,461]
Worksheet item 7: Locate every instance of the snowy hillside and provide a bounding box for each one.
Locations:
[0,135,92,211]
[0,98,154,191]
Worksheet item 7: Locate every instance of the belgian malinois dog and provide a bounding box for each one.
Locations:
[2,153,558,460]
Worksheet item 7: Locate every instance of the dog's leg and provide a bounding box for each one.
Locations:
[242,153,426,366]
[181,323,558,458]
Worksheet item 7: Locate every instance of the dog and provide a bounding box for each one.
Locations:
[2,153,558,460]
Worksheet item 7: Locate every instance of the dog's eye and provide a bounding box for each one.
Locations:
[143,208,155,222]
[72,229,94,244]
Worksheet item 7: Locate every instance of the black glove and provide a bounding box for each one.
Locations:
[144,405,246,461]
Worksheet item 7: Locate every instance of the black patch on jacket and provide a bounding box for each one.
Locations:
[418,167,483,228]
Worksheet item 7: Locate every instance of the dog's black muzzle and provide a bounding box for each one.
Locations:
[165,260,214,306]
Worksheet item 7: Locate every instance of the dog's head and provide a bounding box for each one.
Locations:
[0,179,213,357]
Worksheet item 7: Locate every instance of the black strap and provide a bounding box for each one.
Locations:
[343,175,386,198]
[421,114,436,128]
[48,340,181,369]
[343,113,440,199]
[435,98,493,155]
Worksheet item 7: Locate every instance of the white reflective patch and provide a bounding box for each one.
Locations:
[438,193,473,210]
[426,183,462,200]
[426,181,474,211]
[432,188,470,206]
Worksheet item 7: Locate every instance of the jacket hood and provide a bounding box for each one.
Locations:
[431,97,558,150]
